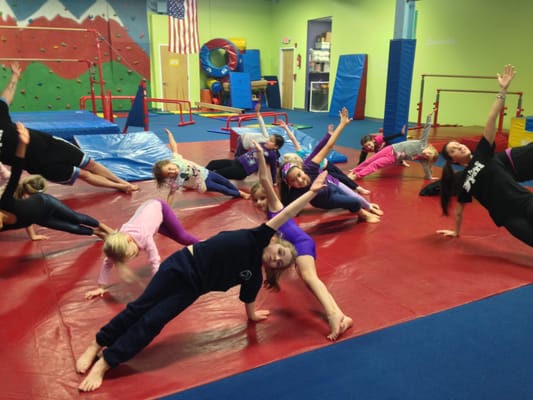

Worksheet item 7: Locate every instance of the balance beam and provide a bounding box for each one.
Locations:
[195,102,245,114]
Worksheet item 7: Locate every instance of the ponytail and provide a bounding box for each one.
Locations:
[440,142,461,215]
[440,161,456,215]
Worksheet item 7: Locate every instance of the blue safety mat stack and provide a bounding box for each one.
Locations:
[12,110,120,142]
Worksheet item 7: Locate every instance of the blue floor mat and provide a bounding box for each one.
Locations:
[74,131,172,182]
[12,110,120,141]
[166,284,533,400]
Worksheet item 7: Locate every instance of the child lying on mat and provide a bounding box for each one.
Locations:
[153,128,250,205]
[348,112,439,181]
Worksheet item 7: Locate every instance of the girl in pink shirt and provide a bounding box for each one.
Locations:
[85,199,199,299]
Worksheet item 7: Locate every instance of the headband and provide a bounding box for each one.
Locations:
[281,162,298,183]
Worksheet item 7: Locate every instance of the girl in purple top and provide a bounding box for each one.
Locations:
[279,107,382,223]
[75,170,328,393]
[85,198,200,299]
[251,141,352,341]
[205,134,284,183]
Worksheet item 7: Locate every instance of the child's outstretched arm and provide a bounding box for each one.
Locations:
[255,103,269,139]
[484,64,516,145]
[278,120,302,152]
[311,107,351,165]
[267,171,327,231]
[164,128,180,154]
[254,141,283,212]
[1,62,21,105]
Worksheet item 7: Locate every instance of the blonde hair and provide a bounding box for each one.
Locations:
[281,153,303,166]
[425,144,440,163]
[250,181,264,198]
[103,232,131,264]
[262,237,297,292]
[15,175,47,199]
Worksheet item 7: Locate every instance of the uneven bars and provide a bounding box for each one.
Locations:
[418,73,515,125]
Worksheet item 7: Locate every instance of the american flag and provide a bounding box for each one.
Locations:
[168,0,199,54]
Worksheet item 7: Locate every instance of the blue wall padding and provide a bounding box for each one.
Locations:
[232,126,347,163]
[242,50,261,81]
[11,110,119,142]
[382,39,416,143]
[74,131,172,182]
[229,72,253,109]
[329,54,367,118]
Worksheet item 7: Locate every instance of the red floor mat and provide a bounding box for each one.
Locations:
[1,141,532,399]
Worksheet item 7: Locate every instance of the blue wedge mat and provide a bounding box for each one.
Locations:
[329,54,366,119]
[165,284,533,400]
[232,126,348,163]
[11,110,120,142]
[74,131,172,182]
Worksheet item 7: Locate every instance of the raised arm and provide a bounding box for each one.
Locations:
[1,62,22,105]
[483,64,516,145]
[164,128,179,154]
[267,170,327,231]
[311,107,351,165]
[419,112,434,146]
[278,120,302,152]
[255,103,269,139]
[254,141,283,212]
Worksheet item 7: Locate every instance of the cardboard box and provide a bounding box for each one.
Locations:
[325,31,331,42]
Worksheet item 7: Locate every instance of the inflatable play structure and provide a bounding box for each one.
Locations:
[199,38,268,110]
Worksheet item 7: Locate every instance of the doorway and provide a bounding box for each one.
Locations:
[159,45,189,111]
[306,17,332,111]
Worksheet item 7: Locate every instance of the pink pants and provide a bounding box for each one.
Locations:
[352,146,396,179]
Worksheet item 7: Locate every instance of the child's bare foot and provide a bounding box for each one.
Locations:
[239,190,251,200]
[369,203,384,216]
[76,340,102,374]
[347,171,358,180]
[356,186,371,195]
[359,208,380,223]
[78,357,111,392]
[338,315,353,337]
[326,312,343,341]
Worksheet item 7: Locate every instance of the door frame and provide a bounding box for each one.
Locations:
[159,44,189,111]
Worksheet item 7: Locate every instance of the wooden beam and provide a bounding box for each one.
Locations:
[195,102,245,114]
